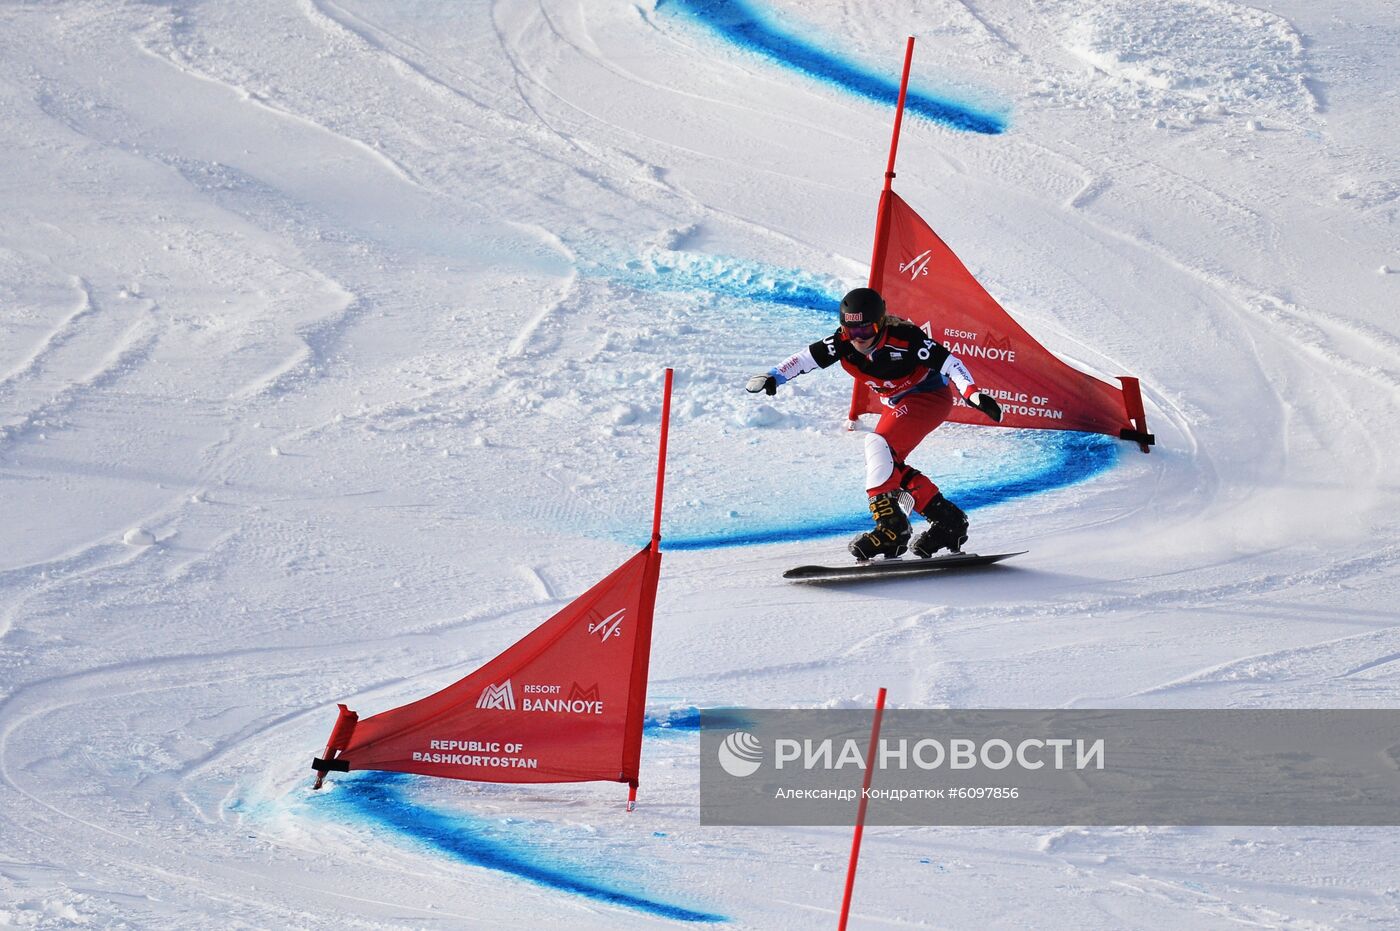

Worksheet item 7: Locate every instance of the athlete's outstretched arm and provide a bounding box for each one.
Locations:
[940,354,1002,422]
[745,336,840,396]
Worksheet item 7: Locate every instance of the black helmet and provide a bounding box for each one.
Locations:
[839,287,886,330]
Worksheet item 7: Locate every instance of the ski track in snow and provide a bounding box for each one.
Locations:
[1,0,1399,926]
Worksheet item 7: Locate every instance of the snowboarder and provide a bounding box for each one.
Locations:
[745,287,1004,561]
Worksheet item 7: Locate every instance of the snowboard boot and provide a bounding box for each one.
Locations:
[911,493,968,558]
[849,491,911,561]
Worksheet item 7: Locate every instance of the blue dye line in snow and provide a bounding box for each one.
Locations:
[644,706,754,733]
[320,772,725,923]
[667,430,1119,550]
[659,0,1006,134]
[599,252,843,315]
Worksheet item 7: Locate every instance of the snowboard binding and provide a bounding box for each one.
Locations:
[911,493,968,558]
[849,491,911,561]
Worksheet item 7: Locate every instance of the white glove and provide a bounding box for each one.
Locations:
[745,374,778,396]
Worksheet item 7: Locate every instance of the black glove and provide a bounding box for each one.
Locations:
[967,390,1003,423]
[745,374,778,396]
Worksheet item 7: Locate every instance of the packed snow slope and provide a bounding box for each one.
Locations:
[2,0,1398,927]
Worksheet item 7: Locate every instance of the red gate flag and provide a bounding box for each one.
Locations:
[850,36,1151,450]
[851,190,1152,448]
[313,370,675,802]
[312,545,660,786]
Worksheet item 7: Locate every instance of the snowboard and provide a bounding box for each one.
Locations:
[783,551,1026,581]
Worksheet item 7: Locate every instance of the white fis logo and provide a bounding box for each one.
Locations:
[475,679,516,710]
[588,608,625,642]
[899,249,933,280]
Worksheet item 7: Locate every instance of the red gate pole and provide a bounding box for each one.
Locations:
[850,37,917,425]
[1117,375,1154,453]
[311,704,358,790]
[837,687,888,930]
[651,368,674,550]
[868,35,917,292]
[628,367,674,813]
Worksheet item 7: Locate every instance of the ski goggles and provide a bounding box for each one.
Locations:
[842,320,882,341]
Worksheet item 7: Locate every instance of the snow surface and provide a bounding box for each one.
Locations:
[1,0,1398,927]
